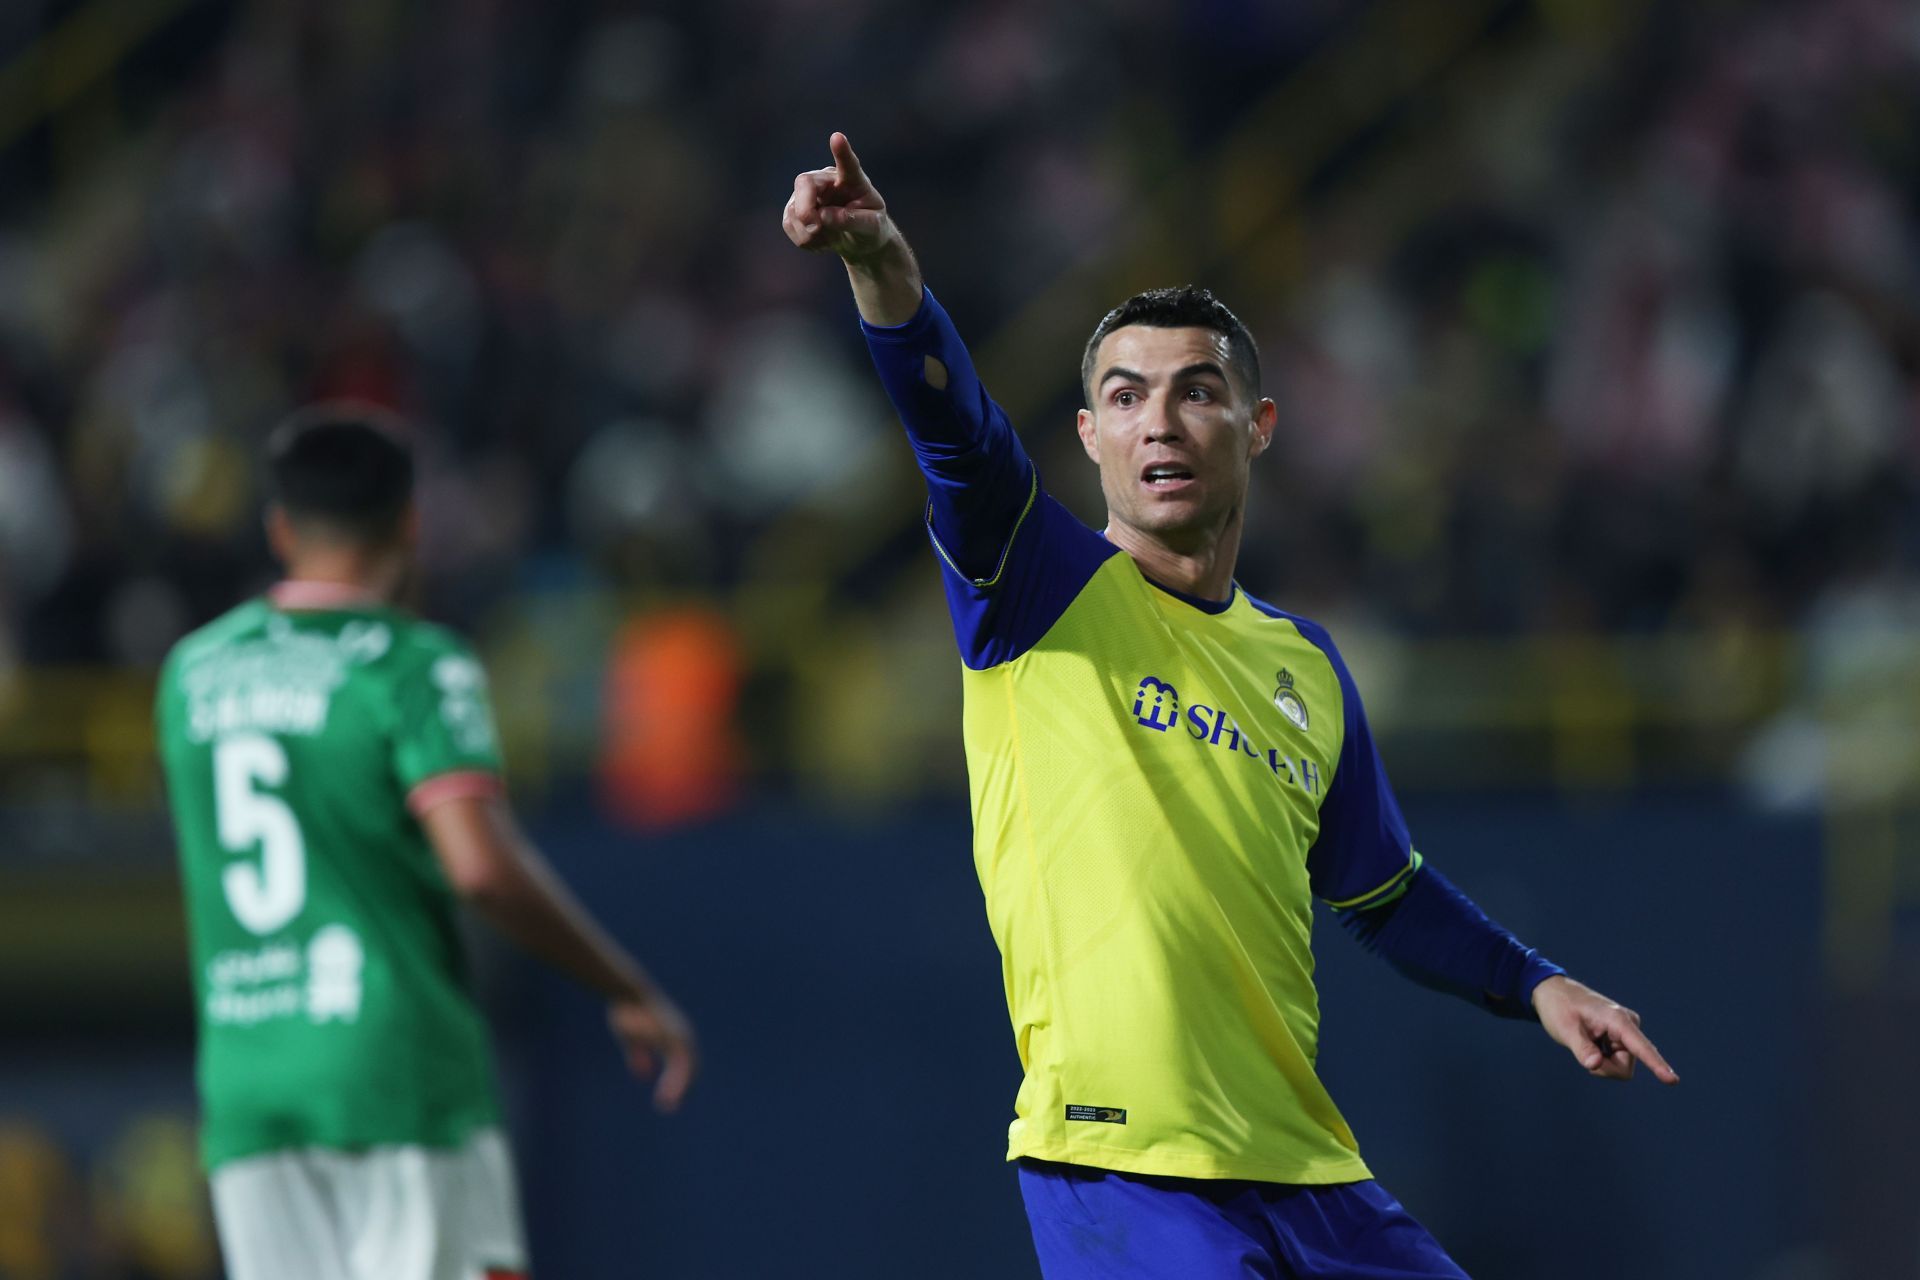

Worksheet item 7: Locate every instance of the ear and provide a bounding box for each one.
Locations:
[1076,407,1100,464]
[265,504,296,565]
[1248,398,1277,459]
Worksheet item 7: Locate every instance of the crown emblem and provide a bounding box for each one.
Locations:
[1273,669,1309,731]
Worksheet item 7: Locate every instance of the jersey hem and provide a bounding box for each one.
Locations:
[202,1109,502,1172]
[1006,1138,1371,1186]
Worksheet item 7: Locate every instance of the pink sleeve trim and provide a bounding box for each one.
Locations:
[406,770,504,816]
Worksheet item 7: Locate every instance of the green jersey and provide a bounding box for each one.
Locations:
[156,584,506,1169]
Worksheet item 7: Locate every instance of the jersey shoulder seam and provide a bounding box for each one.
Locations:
[166,599,269,669]
[1239,593,1345,678]
[1238,591,1353,756]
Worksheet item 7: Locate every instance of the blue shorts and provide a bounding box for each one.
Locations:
[1017,1159,1469,1279]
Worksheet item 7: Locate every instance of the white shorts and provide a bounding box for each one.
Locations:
[210,1127,529,1280]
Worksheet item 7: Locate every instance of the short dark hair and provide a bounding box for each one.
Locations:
[265,403,415,545]
[1081,286,1260,405]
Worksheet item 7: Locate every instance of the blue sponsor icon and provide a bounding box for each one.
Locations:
[1132,676,1180,731]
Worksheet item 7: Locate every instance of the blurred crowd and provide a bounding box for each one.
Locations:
[0,1110,216,1280]
[0,0,1332,672]
[1246,0,1920,642]
[0,0,1915,676]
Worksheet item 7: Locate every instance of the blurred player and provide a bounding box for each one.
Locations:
[785,134,1677,1278]
[155,406,697,1280]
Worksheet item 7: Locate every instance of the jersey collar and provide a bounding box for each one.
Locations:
[1097,527,1239,615]
[268,580,382,611]
[1144,575,1238,615]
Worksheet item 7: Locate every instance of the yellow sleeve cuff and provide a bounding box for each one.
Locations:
[1322,848,1424,911]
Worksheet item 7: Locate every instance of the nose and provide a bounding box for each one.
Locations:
[1146,393,1185,442]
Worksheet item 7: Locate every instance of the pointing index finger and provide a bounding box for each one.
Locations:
[830,131,866,188]
[1617,1021,1680,1085]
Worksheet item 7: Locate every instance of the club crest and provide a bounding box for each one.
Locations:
[1273,669,1309,731]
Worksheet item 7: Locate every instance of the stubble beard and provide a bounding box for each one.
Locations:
[1113,487,1241,560]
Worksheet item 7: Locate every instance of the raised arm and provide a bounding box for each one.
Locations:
[783,134,1117,668]
[784,131,922,326]
[422,795,698,1112]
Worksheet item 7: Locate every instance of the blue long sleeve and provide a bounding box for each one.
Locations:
[1338,864,1564,1020]
[861,288,1035,583]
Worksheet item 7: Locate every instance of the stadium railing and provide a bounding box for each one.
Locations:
[3,618,1914,991]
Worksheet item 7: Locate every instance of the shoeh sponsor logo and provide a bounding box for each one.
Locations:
[1128,675,1322,794]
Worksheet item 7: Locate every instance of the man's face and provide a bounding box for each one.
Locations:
[1077,325,1275,552]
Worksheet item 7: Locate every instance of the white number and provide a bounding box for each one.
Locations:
[214,734,307,934]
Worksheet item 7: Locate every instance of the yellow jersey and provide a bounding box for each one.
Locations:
[868,291,1420,1183]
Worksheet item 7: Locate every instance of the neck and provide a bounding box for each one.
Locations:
[1105,507,1243,603]
[280,548,405,605]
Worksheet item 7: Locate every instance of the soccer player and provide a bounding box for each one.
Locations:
[155,407,697,1280]
[784,134,1677,1278]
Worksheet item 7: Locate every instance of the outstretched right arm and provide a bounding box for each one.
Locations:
[783,133,1035,590]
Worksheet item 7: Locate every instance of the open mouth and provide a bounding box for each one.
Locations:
[1141,464,1195,490]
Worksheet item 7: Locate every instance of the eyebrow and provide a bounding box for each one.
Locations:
[1175,361,1230,384]
[1098,361,1232,389]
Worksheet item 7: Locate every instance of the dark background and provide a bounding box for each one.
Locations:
[2,0,1917,1276]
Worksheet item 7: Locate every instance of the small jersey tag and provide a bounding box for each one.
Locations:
[1065,1104,1127,1124]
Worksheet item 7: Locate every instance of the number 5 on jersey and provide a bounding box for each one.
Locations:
[214,733,307,934]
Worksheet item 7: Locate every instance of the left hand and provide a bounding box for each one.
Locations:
[1531,975,1679,1085]
[608,989,700,1113]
